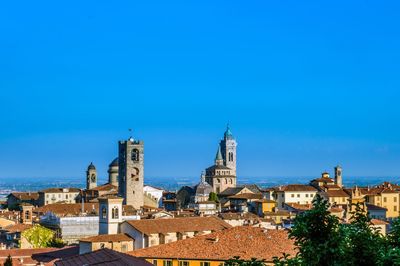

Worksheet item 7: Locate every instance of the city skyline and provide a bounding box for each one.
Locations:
[1,1,400,178]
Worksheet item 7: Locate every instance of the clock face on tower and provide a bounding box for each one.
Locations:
[337,170,342,176]
[91,174,96,182]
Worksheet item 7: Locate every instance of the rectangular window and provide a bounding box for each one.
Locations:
[297,194,300,198]
[121,244,127,252]
[179,261,190,266]
[291,194,294,198]
[152,260,158,266]
[395,197,397,203]
[200,262,210,266]
[163,260,172,266]
[384,197,387,203]
[395,206,397,212]
[305,194,309,197]
[66,194,68,199]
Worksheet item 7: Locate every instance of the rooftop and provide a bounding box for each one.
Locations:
[227,193,263,200]
[55,248,151,266]
[39,188,81,193]
[0,246,78,265]
[129,226,295,262]
[276,184,317,192]
[124,216,231,235]
[7,192,39,201]
[80,233,133,243]
[2,223,32,233]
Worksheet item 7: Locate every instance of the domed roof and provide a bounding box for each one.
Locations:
[195,180,213,196]
[109,157,119,167]
[224,124,234,139]
[88,162,96,170]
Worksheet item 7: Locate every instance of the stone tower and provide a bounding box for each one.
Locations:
[20,204,33,225]
[86,162,97,190]
[219,125,237,176]
[205,144,237,193]
[98,196,123,235]
[335,165,343,188]
[108,158,119,188]
[118,137,144,209]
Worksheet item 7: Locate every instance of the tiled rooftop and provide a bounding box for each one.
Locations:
[129,226,296,262]
[79,233,133,243]
[125,216,231,235]
[55,248,151,266]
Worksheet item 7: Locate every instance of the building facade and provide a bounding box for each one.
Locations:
[204,126,237,194]
[118,137,144,209]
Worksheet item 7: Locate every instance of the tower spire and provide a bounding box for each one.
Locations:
[215,145,223,166]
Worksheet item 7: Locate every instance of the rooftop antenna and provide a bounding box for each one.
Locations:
[128,128,134,142]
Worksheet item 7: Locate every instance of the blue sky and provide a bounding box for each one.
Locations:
[1,1,400,179]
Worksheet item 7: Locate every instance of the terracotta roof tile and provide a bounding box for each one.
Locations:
[371,219,388,225]
[0,246,78,266]
[89,183,117,192]
[218,212,260,220]
[40,188,81,193]
[55,248,151,266]
[3,223,32,233]
[227,193,263,200]
[7,192,39,201]
[325,190,350,197]
[129,226,296,262]
[34,203,99,217]
[125,216,231,235]
[277,185,317,192]
[79,233,133,243]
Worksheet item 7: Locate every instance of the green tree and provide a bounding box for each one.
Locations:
[21,224,56,248]
[3,255,12,266]
[225,256,266,266]
[380,217,400,265]
[208,192,219,202]
[273,197,394,266]
[343,204,385,266]
[280,194,346,266]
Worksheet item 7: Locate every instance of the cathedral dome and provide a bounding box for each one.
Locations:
[88,162,96,170]
[109,157,119,167]
[195,181,213,197]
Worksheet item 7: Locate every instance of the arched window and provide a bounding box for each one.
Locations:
[25,211,30,220]
[101,207,107,219]
[131,149,139,161]
[229,152,233,162]
[112,206,119,219]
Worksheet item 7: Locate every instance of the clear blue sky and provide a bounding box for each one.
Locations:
[1,1,400,180]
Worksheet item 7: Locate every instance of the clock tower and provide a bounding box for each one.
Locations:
[118,136,144,209]
[334,165,343,188]
[86,162,97,189]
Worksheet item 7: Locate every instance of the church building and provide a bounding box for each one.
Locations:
[205,126,237,193]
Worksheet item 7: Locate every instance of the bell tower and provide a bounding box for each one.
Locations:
[335,165,343,188]
[118,136,144,209]
[86,162,97,190]
[220,125,237,176]
[98,196,123,235]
